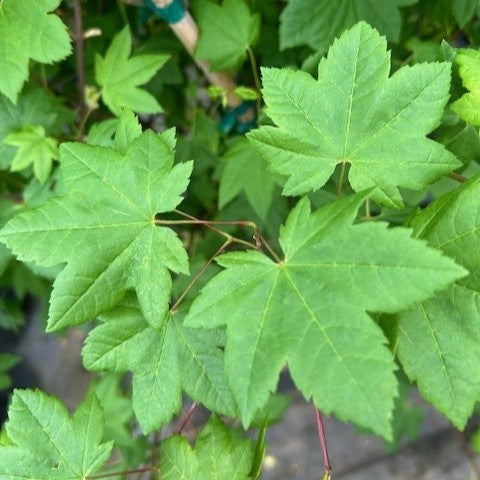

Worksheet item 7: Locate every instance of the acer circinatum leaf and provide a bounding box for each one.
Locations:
[451,49,480,126]
[248,22,460,208]
[160,415,254,480]
[195,0,260,71]
[279,0,415,51]
[0,390,112,480]
[82,295,236,434]
[0,0,71,103]
[395,175,480,429]
[5,126,59,183]
[0,113,192,331]
[95,26,169,116]
[185,192,466,439]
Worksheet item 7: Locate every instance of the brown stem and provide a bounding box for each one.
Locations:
[176,403,197,434]
[73,0,86,117]
[255,230,282,263]
[315,407,332,477]
[86,466,156,479]
[456,430,480,480]
[170,239,232,312]
[449,172,468,183]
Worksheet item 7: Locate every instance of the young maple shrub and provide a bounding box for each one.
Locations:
[0,0,480,478]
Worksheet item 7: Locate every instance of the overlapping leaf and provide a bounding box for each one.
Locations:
[279,0,416,52]
[195,0,260,71]
[160,415,254,480]
[394,175,480,429]
[0,113,192,331]
[186,192,465,438]
[248,22,460,208]
[0,0,71,102]
[451,48,480,126]
[219,138,276,220]
[0,390,112,479]
[95,27,169,116]
[82,295,236,434]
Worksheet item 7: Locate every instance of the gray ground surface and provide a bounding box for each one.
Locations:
[10,314,480,479]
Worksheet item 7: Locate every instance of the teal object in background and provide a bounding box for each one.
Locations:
[144,0,185,24]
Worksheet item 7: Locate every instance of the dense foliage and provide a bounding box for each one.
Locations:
[1,0,480,478]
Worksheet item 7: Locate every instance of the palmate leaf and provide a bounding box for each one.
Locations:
[82,295,236,434]
[185,192,465,439]
[394,175,480,429]
[248,22,460,208]
[95,27,169,116]
[0,0,71,103]
[279,0,416,52]
[0,112,192,331]
[160,415,254,480]
[451,48,480,126]
[194,0,260,71]
[0,390,112,480]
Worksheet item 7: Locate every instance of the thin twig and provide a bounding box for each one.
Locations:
[176,403,197,434]
[73,0,86,117]
[86,466,156,479]
[449,172,468,183]
[255,230,282,263]
[315,407,332,477]
[170,239,231,312]
[247,46,262,112]
[456,430,480,480]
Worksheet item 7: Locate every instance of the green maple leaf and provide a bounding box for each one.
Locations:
[82,295,237,434]
[0,0,71,103]
[195,0,260,71]
[0,113,192,331]
[451,49,480,127]
[95,26,169,116]
[219,138,276,220]
[394,175,480,429]
[185,192,465,438]
[0,390,113,479]
[0,84,73,169]
[279,0,416,52]
[160,415,254,480]
[5,126,59,183]
[248,22,460,208]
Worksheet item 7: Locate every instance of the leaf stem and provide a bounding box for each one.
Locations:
[315,407,332,478]
[86,466,156,479]
[176,402,197,434]
[337,160,347,198]
[449,172,468,183]
[73,0,87,118]
[247,46,262,112]
[170,239,232,312]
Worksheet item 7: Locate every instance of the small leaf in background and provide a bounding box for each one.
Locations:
[219,138,276,220]
[0,390,112,479]
[0,354,20,390]
[5,126,59,183]
[248,22,460,208]
[234,86,260,100]
[395,175,480,429]
[0,0,71,103]
[95,26,169,116]
[451,0,478,27]
[186,192,465,438]
[195,0,260,71]
[279,0,415,52]
[160,415,255,480]
[451,49,480,126]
